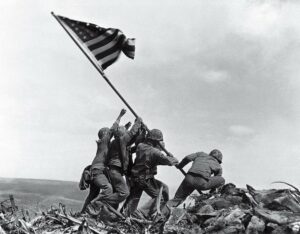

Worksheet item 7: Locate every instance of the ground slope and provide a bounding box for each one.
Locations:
[0,177,87,212]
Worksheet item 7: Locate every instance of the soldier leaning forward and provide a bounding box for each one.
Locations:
[80,109,126,213]
[123,129,178,216]
[167,149,225,208]
[105,117,143,209]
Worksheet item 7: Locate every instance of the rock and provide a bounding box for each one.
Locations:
[269,225,290,234]
[272,195,300,213]
[203,217,218,227]
[204,218,226,233]
[265,222,279,233]
[288,221,300,233]
[166,208,186,225]
[246,185,300,212]
[208,198,235,210]
[223,207,245,225]
[254,207,300,225]
[195,204,219,218]
[246,215,265,234]
[224,195,243,205]
[220,183,238,196]
[0,226,6,234]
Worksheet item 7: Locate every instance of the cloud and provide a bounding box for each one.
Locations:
[229,125,255,136]
[202,70,229,83]
[224,117,300,188]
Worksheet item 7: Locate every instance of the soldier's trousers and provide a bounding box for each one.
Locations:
[123,177,169,216]
[81,171,113,213]
[167,173,225,207]
[107,166,130,209]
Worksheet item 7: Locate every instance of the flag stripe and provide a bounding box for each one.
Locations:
[102,57,119,70]
[100,50,121,65]
[122,44,135,51]
[95,39,123,61]
[123,51,135,59]
[88,30,120,51]
[91,31,123,56]
[126,39,135,46]
[58,15,135,70]
[85,29,115,47]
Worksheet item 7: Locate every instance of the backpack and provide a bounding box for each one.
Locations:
[79,165,92,190]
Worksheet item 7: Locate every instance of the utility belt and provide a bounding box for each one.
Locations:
[131,173,154,182]
[187,172,209,182]
[131,161,155,179]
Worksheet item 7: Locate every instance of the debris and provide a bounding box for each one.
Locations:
[272,181,300,193]
[1,183,300,233]
[254,207,300,225]
[0,195,18,214]
[245,215,265,234]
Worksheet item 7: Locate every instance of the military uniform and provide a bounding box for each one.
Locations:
[106,118,142,209]
[124,142,178,216]
[81,122,120,213]
[168,151,225,207]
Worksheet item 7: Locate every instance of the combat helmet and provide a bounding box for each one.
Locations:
[147,129,164,141]
[98,127,110,140]
[209,149,223,163]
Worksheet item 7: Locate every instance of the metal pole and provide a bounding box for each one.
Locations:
[51,12,186,176]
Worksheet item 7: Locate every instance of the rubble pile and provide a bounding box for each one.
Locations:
[0,203,132,234]
[164,182,300,234]
[0,182,300,234]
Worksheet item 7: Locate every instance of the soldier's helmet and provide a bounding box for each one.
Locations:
[115,126,127,138]
[148,129,164,141]
[98,127,110,140]
[209,149,223,163]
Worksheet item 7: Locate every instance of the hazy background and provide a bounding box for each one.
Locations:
[0,0,299,190]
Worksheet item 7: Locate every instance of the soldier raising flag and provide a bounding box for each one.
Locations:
[51,12,186,176]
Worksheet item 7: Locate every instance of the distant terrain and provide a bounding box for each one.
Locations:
[0,177,87,212]
[0,177,175,214]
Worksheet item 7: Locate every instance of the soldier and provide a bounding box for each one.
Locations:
[167,149,225,208]
[120,126,147,214]
[105,116,143,209]
[81,109,126,213]
[123,129,178,216]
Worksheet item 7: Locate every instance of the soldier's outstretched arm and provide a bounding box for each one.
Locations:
[116,108,126,123]
[102,109,127,142]
[154,149,179,166]
[123,116,143,144]
[110,109,126,131]
[177,152,199,169]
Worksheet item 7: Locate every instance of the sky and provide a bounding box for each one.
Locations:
[0,0,299,190]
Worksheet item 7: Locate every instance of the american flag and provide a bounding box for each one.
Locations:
[57,15,135,70]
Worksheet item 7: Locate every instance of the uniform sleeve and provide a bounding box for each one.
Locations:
[108,120,120,138]
[123,118,142,145]
[152,148,178,166]
[212,165,223,176]
[177,152,201,168]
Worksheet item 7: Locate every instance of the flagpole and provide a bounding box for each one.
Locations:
[51,12,186,176]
